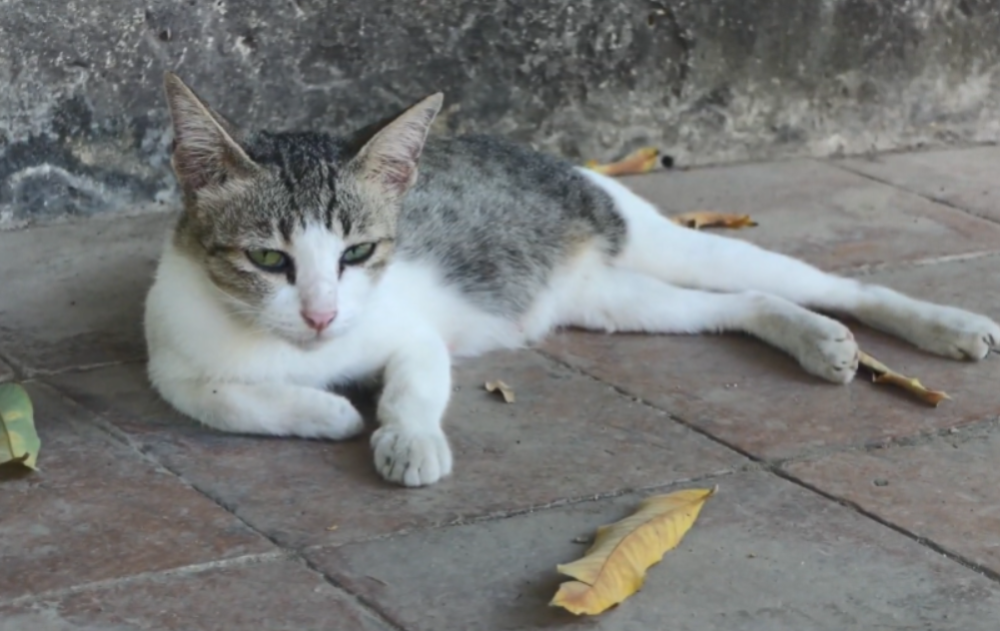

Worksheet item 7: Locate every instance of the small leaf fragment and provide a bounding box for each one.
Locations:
[550,486,716,616]
[858,350,950,406]
[0,383,40,470]
[585,147,660,177]
[670,211,758,230]
[484,380,516,403]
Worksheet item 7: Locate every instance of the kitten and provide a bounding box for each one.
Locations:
[145,72,1000,487]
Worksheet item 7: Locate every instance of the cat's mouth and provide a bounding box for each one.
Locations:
[276,315,357,349]
[287,334,330,351]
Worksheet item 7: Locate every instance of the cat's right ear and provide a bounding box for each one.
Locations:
[352,92,443,199]
[163,72,258,193]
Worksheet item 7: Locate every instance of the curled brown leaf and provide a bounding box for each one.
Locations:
[484,380,516,403]
[670,211,758,230]
[585,148,660,177]
[858,350,951,406]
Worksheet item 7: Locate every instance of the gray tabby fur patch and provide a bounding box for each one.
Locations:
[167,77,626,318]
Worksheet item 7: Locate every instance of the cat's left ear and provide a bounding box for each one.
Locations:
[353,93,443,198]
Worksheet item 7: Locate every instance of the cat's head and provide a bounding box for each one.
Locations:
[163,72,442,346]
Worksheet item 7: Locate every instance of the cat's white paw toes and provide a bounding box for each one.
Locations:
[909,308,1000,361]
[294,396,365,440]
[794,317,859,384]
[371,426,453,487]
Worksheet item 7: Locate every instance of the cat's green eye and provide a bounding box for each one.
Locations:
[246,249,290,272]
[341,242,376,266]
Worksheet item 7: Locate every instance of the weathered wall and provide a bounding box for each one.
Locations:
[3,0,1000,227]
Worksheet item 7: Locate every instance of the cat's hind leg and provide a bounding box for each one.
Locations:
[578,167,1000,361]
[557,267,860,384]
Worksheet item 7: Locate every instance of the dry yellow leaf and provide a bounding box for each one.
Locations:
[550,486,716,616]
[858,351,951,406]
[670,211,758,230]
[585,147,660,177]
[484,380,516,403]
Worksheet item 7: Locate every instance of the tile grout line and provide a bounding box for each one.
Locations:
[298,466,746,553]
[534,347,1000,585]
[838,249,1000,278]
[0,353,140,382]
[534,348,765,463]
[292,555,410,631]
[0,551,293,609]
[0,348,30,382]
[825,158,1000,229]
[0,204,179,235]
[29,380,412,631]
[773,466,1000,583]
[25,358,142,379]
[770,414,1000,467]
[535,344,1000,465]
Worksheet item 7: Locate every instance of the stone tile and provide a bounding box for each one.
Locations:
[307,471,1000,631]
[839,146,1000,222]
[0,213,174,374]
[0,559,392,631]
[620,160,1000,270]
[44,351,743,549]
[544,256,1000,460]
[785,425,1000,575]
[0,383,271,601]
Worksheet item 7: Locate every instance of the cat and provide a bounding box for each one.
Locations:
[145,72,1000,487]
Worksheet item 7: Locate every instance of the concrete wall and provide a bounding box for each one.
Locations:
[3,0,1000,227]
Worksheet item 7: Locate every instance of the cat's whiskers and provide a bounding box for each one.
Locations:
[204,282,277,336]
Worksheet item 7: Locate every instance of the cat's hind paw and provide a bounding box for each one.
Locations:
[371,425,453,487]
[289,395,365,440]
[906,307,1000,361]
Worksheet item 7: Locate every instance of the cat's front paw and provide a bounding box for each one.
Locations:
[370,425,453,487]
[792,315,859,384]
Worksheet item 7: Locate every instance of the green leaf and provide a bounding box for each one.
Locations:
[0,383,40,470]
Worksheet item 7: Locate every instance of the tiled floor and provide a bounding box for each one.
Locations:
[4,147,1000,629]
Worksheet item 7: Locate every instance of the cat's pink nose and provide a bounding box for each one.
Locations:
[301,309,337,332]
